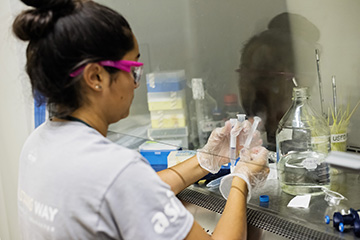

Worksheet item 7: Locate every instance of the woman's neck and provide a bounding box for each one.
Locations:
[65,107,109,136]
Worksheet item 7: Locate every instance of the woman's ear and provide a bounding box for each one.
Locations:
[82,63,108,91]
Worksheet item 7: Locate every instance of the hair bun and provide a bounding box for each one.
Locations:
[268,12,320,42]
[13,0,75,41]
[21,0,74,11]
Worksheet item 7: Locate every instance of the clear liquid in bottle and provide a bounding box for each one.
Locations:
[276,87,330,195]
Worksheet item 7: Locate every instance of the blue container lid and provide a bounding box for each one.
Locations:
[146,70,186,92]
[325,215,331,224]
[339,222,344,232]
[260,195,269,203]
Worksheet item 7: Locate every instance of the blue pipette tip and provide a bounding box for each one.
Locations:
[259,195,269,203]
[325,215,330,224]
[339,222,344,233]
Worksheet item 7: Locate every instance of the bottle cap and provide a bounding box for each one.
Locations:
[339,222,344,233]
[212,108,223,121]
[224,94,238,105]
[259,195,269,203]
[324,215,331,224]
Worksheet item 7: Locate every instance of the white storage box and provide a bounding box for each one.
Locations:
[147,127,188,149]
[147,90,186,111]
[150,109,187,129]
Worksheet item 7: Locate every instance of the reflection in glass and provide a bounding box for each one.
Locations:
[238,12,320,151]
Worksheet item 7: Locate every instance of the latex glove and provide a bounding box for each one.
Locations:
[197,120,262,174]
[197,121,232,174]
[219,146,269,202]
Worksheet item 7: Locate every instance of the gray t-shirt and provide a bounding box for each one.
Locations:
[18,120,193,240]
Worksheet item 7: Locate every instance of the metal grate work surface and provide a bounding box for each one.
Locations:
[177,188,342,240]
[178,188,226,214]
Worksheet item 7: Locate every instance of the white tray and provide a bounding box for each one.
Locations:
[325,151,360,170]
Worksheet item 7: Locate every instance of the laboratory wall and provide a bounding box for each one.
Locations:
[99,0,288,115]
[100,0,288,115]
[287,0,360,148]
[0,0,32,239]
[103,0,289,149]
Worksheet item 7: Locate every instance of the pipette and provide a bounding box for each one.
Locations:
[315,49,326,117]
[243,116,261,149]
[332,75,338,116]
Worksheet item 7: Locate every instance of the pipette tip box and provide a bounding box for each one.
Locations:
[139,141,181,171]
[146,70,186,93]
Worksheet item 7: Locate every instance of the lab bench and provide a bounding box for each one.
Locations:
[106,129,360,239]
[177,168,360,240]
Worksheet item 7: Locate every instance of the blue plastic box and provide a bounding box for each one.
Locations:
[146,70,186,93]
[139,141,181,171]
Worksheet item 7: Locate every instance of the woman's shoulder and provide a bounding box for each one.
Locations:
[24,120,149,172]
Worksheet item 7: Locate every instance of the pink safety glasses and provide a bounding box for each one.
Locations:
[70,60,144,85]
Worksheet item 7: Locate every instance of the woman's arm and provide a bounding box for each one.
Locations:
[157,121,234,195]
[211,176,248,239]
[162,146,269,240]
[157,155,208,195]
[184,176,248,240]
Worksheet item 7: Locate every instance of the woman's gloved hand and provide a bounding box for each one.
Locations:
[219,146,269,201]
[197,120,262,174]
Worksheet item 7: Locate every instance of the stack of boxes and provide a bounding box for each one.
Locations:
[139,70,189,171]
[146,70,187,130]
[146,70,188,148]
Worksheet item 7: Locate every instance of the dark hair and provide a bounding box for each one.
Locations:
[13,0,134,117]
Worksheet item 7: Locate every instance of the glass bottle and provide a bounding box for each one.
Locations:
[191,78,219,148]
[276,87,331,195]
[223,94,244,120]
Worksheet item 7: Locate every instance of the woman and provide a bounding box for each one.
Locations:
[13,0,269,239]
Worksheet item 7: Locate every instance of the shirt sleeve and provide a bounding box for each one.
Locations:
[97,157,194,240]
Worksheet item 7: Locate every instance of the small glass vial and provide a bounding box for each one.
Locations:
[276,87,331,195]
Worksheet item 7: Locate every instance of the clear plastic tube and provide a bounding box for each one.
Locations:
[244,116,261,149]
[229,147,236,173]
[206,175,224,188]
[229,115,246,172]
[229,118,237,172]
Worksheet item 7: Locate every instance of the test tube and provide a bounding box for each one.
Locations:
[229,115,246,173]
[229,118,237,173]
